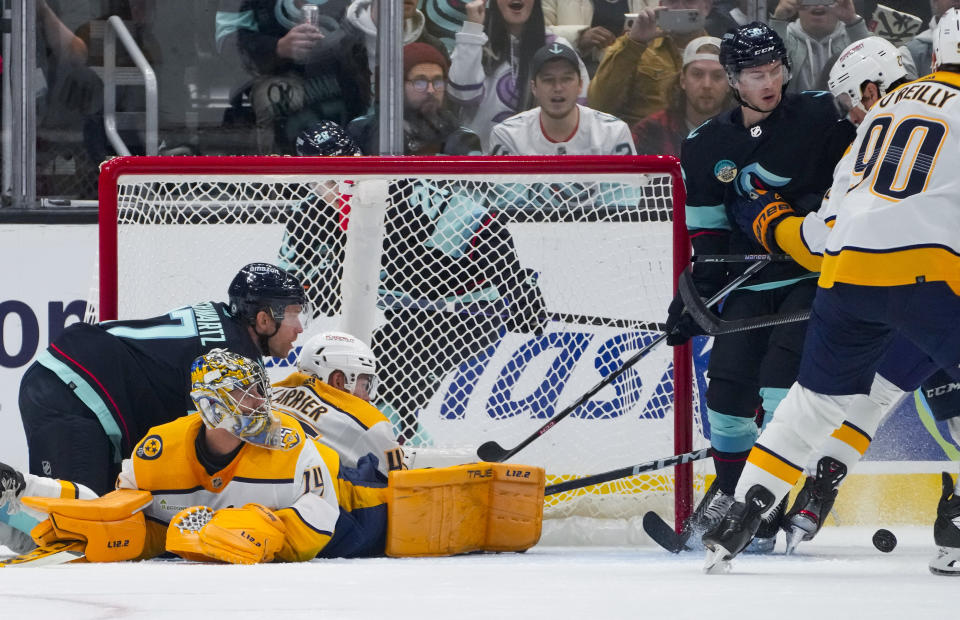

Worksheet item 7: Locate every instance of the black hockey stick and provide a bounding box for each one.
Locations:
[476,260,771,463]
[692,253,793,263]
[678,266,811,336]
[544,447,711,496]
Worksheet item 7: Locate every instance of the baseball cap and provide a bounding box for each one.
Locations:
[683,36,722,68]
[530,42,581,78]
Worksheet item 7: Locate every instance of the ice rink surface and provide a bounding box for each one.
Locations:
[0,526,950,620]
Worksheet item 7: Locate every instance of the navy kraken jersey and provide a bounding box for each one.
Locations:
[35,301,261,458]
[680,92,856,288]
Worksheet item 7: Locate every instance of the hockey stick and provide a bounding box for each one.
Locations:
[0,540,84,567]
[544,447,711,496]
[678,266,811,336]
[476,259,771,463]
[692,253,793,263]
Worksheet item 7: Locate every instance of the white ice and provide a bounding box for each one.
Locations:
[0,527,947,620]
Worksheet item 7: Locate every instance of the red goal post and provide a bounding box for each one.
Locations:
[95,155,702,538]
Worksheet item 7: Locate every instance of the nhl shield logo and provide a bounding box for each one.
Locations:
[211,477,223,489]
[714,160,737,183]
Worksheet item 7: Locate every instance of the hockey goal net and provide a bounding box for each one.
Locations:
[91,155,707,541]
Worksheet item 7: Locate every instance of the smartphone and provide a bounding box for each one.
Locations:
[799,0,836,6]
[656,9,704,33]
[624,12,638,31]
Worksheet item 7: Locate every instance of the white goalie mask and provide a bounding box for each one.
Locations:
[190,349,284,448]
[828,37,906,113]
[933,7,960,69]
[298,331,378,401]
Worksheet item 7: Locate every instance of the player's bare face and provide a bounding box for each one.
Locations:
[532,62,581,120]
[497,0,533,26]
[352,374,374,402]
[265,305,305,357]
[737,61,784,114]
[682,59,729,117]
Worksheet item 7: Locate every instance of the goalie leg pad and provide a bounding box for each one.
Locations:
[166,504,287,565]
[24,489,152,562]
[385,462,544,557]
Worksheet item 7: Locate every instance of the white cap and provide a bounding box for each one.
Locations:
[683,36,722,68]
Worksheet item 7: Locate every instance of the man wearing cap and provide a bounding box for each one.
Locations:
[346,42,481,155]
[587,0,712,126]
[488,43,635,155]
[633,36,731,156]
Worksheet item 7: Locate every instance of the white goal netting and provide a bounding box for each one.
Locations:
[91,156,708,540]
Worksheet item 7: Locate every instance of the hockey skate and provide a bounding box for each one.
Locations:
[0,461,35,555]
[744,495,787,554]
[702,484,775,573]
[783,456,847,554]
[679,482,735,552]
[930,471,960,576]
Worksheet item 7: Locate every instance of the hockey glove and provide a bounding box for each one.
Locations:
[664,293,706,346]
[729,190,794,253]
[503,268,548,336]
[0,461,26,512]
[166,503,287,565]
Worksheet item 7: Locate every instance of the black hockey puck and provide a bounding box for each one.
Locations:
[872,528,897,553]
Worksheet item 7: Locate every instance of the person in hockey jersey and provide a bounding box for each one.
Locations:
[8,350,544,564]
[663,21,855,551]
[17,263,307,498]
[488,42,635,155]
[272,331,405,478]
[701,9,960,575]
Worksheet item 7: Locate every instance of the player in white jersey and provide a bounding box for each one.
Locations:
[703,10,960,574]
[488,42,635,155]
[271,331,404,478]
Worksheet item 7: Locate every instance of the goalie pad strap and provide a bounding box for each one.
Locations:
[386,462,544,557]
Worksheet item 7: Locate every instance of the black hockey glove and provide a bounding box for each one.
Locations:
[0,461,26,501]
[503,268,548,337]
[729,189,794,253]
[664,293,706,346]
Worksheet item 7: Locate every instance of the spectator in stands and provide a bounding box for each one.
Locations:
[900,0,960,77]
[420,0,469,52]
[587,0,710,127]
[216,0,370,155]
[769,0,869,93]
[488,43,634,154]
[347,42,481,155]
[542,0,654,76]
[632,36,730,156]
[341,0,450,85]
[448,0,589,152]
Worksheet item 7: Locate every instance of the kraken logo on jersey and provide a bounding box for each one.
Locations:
[735,163,791,197]
[136,435,163,460]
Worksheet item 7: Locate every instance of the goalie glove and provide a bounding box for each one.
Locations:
[166,503,287,565]
[729,189,794,253]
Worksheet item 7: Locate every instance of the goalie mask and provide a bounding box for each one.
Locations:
[298,331,378,401]
[190,349,284,448]
[828,37,906,114]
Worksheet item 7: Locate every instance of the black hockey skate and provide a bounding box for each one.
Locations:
[644,480,733,553]
[930,471,960,576]
[702,485,775,573]
[783,456,847,554]
[745,494,787,554]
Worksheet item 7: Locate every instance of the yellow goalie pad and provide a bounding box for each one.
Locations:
[23,489,152,562]
[386,462,544,557]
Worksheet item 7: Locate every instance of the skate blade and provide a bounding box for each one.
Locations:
[703,545,733,574]
[784,527,805,555]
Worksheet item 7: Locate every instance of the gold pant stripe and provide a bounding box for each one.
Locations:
[747,445,804,485]
[830,422,871,456]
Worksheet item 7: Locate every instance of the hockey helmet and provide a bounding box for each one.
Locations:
[933,7,960,69]
[298,331,378,400]
[190,349,283,448]
[828,37,907,112]
[719,22,790,85]
[228,263,308,326]
[295,120,362,156]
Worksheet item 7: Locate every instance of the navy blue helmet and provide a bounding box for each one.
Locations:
[228,263,306,325]
[295,121,361,156]
[719,22,790,79]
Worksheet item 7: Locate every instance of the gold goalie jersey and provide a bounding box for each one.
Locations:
[117,412,345,561]
[272,372,404,477]
[818,72,960,293]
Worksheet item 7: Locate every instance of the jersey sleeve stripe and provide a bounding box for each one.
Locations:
[284,505,334,537]
[231,476,296,484]
[685,204,732,231]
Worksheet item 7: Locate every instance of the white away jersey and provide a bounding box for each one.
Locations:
[488,105,636,156]
[271,372,404,477]
[818,72,960,293]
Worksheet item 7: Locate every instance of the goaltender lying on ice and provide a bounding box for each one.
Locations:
[4,349,544,565]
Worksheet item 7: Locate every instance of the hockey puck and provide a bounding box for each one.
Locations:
[872,528,897,553]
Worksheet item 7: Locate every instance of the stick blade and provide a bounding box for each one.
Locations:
[643,511,691,553]
[476,441,509,463]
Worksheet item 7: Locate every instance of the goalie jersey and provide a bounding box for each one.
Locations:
[817,72,960,293]
[117,412,388,561]
[271,372,404,477]
[488,105,636,155]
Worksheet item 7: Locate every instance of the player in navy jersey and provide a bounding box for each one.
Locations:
[17,263,307,496]
[663,22,855,550]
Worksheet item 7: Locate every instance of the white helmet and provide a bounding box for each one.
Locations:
[933,7,960,69]
[298,331,378,400]
[828,37,906,111]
